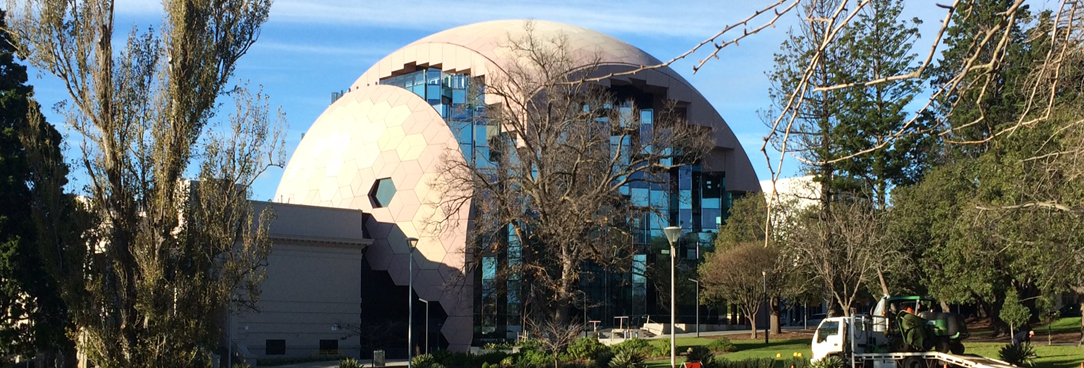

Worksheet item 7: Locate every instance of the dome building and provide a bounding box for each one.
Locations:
[265,19,758,357]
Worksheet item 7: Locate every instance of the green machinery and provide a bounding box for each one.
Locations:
[876,295,969,354]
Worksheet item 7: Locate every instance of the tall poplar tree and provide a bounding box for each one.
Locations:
[5,0,285,366]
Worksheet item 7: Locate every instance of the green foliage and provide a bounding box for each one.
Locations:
[0,7,74,360]
[997,343,1037,367]
[999,288,1031,331]
[518,339,544,352]
[717,358,776,368]
[516,349,551,368]
[231,363,251,368]
[594,351,615,368]
[649,340,670,358]
[685,346,716,368]
[607,348,645,368]
[715,193,769,251]
[339,357,363,368]
[707,337,737,353]
[485,341,516,350]
[413,354,444,368]
[809,357,844,368]
[429,350,506,368]
[783,358,811,368]
[567,337,608,360]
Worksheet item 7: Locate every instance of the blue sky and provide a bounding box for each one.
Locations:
[28,0,953,200]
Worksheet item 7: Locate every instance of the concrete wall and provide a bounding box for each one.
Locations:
[229,202,370,361]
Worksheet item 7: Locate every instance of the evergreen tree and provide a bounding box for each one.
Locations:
[765,0,847,208]
[0,8,73,366]
[833,0,931,209]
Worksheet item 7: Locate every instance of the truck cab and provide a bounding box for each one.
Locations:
[811,317,847,362]
[811,315,891,362]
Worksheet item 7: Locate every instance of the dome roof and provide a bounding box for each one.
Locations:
[351,19,679,89]
[346,19,759,193]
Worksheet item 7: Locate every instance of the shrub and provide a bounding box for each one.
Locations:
[650,340,670,358]
[518,339,543,352]
[607,348,645,368]
[431,350,472,368]
[707,337,737,353]
[998,343,1037,367]
[477,351,511,366]
[717,358,776,368]
[516,349,551,368]
[339,358,363,368]
[232,363,252,368]
[685,346,717,368]
[568,337,608,359]
[594,351,615,368]
[485,341,516,350]
[611,338,650,356]
[412,354,445,368]
[809,357,844,368]
[783,357,810,368]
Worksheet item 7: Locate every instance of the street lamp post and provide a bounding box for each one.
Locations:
[762,270,768,346]
[688,279,699,337]
[663,226,682,368]
[575,290,587,338]
[407,237,419,368]
[419,298,430,355]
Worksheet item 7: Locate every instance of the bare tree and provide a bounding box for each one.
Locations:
[789,200,891,316]
[529,320,582,368]
[437,21,714,326]
[699,241,780,338]
[4,0,285,366]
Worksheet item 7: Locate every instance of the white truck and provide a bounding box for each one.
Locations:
[811,314,1016,368]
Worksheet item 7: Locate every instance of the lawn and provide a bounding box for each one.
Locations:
[643,337,812,368]
[641,337,1083,368]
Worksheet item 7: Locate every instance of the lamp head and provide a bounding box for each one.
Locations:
[663,226,681,244]
[407,237,419,249]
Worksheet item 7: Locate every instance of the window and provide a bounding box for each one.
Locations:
[368,178,396,208]
[320,339,339,355]
[266,339,286,355]
[816,321,840,343]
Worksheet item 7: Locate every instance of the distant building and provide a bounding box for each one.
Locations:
[242,19,760,360]
[760,175,821,209]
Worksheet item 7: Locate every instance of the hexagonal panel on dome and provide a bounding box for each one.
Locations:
[369,177,396,208]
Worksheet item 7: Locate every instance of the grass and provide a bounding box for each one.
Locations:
[643,337,812,368]
[966,342,1083,368]
[1041,317,1081,334]
[640,337,1083,368]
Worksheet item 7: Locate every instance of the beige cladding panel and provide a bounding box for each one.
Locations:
[275,84,474,348]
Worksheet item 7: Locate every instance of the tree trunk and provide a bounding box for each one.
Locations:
[749,316,758,339]
[1078,297,1083,346]
[770,298,781,335]
[770,311,780,335]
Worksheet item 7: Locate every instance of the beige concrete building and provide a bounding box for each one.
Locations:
[228,202,371,361]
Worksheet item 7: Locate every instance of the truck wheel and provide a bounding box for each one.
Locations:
[935,339,951,353]
[902,356,927,368]
[949,341,965,355]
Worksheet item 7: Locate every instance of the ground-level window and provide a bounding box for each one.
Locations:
[320,339,339,354]
[266,339,286,355]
